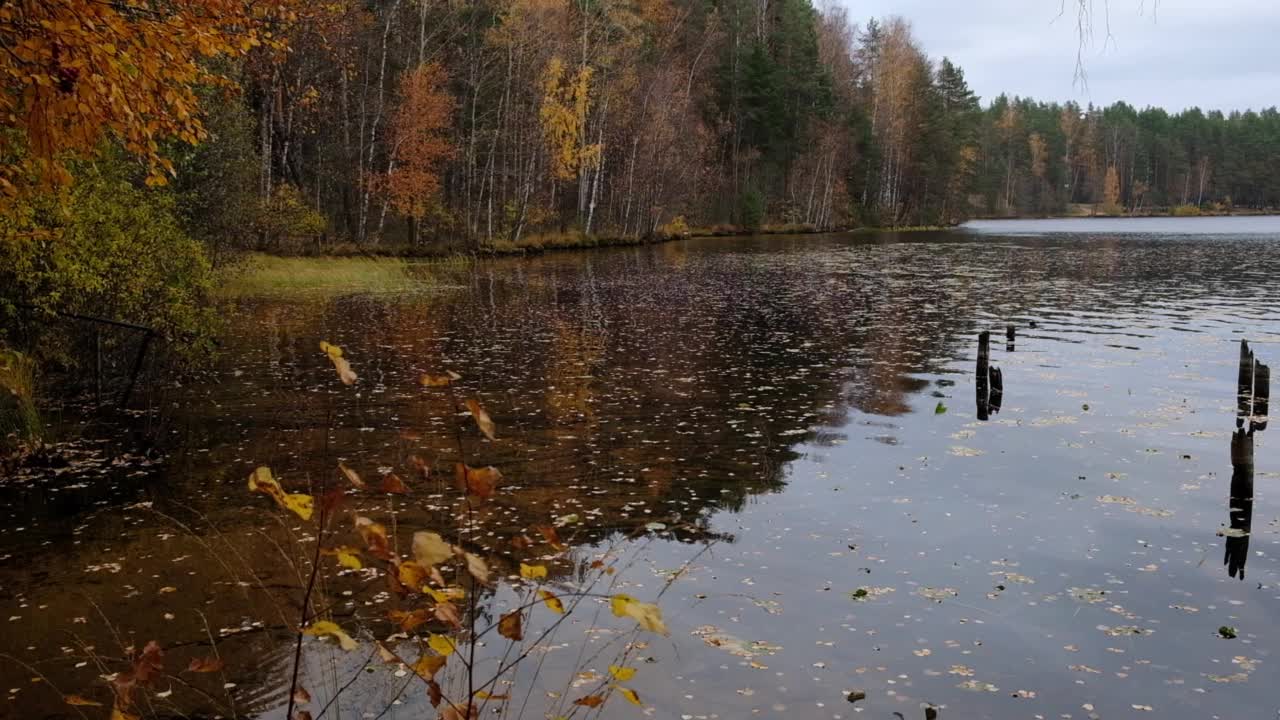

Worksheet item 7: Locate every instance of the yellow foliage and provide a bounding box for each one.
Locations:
[306,620,358,650]
[520,563,548,580]
[247,467,314,520]
[540,57,601,181]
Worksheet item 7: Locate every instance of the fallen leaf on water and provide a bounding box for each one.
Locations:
[64,695,103,707]
[520,563,548,580]
[356,517,392,560]
[498,610,524,641]
[248,467,314,521]
[465,398,496,440]
[338,462,364,489]
[381,473,409,494]
[185,657,224,673]
[455,463,501,499]
[293,687,312,704]
[305,621,357,651]
[322,546,363,571]
[389,609,432,633]
[435,601,462,629]
[536,525,566,550]
[420,371,460,387]
[111,708,140,720]
[320,341,357,385]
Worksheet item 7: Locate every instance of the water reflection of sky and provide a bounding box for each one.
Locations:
[1,220,1279,719]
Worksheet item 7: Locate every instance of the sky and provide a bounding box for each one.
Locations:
[836,0,1279,113]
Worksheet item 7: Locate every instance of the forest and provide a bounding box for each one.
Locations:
[2,0,1279,407]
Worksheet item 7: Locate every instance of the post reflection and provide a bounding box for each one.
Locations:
[1224,340,1266,580]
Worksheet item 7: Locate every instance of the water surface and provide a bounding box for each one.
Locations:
[2,217,1279,719]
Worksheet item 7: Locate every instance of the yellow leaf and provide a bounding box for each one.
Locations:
[520,563,548,580]
[617,686,642,706]
[428,634,456,657]
[111,708,140,720]
[65,695,103,707]
[247,467,314,520]
[412,653,447,679]
[320,341,357,385]
[306,621,357,651]
[338,462,365,488]
[334,547,362,570]
[425,586,466,603]
[608,665,636,681]
[412,531,453,568]
[610,594,636,618]
[623,600,667,636]
[539,590,564,614]
[398,561,430,590]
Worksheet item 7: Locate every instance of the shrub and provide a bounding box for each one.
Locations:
[0,348,40,451]
[657,215,690,239]
[1171,204,1203,217]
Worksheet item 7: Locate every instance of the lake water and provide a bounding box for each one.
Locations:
[3,217,1280,719]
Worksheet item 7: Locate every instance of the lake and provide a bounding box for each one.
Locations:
[2,216,1279,719]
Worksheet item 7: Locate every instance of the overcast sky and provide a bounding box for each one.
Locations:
[835,0,1278,113]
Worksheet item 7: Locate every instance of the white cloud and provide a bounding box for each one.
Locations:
[834,0,1279,112]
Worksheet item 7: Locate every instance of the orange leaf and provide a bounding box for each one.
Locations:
[573,694,605,708]
[185,656,224,673]
[338,462,365,489]
[465,398,496,440]
[498,610,523,641]
[455,463,501,499]
[381,472,408,494]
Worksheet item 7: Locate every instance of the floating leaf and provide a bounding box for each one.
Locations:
[111,708,141,720]
[608,665,636,682]
[356,517,392,560]
[572,695,605,708]
[398,561,430,590]
[536,525,566,551]
[539,590,565,614]
[322,546,363,570]
[185,657,224,673]
[293,687,312,704]
[474,691,510,700]
[381,473,408,494]
[306,621,357,651]
[410,455,431,480]
[466,398,496,440]
[389,608,432,633]
[428,634,456,657]
[413,653,447,679]
[247,467,314,520]
[498,610,524,641]
[412,531,452,568]
[617,687,642,706]
[420,371,460,387]
[455,463,501,499]
[935,401,947,414]
[1219,626,1238,639]
[338,462,364,489]
[320,341,357,385]
[519,563,547,580]
[65,695,103,707]
[425,586,466,604]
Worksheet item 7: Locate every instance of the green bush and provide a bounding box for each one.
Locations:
[1172,204,1203,217]
[740,190,765,230]
[0,152,217,364]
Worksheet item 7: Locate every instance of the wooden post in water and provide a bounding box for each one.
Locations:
[976,331,991,421]
[1237,340,1255,427]
[1005,324,1016,352]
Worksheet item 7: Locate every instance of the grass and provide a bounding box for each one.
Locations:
[0,348,41,451]
[216,253,468,299]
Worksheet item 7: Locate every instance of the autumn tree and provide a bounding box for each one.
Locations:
[0,0,295,195]
[381,63,456,242]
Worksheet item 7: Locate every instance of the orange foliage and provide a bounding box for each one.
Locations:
[0,0,297,193]
[384,63,455,219]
